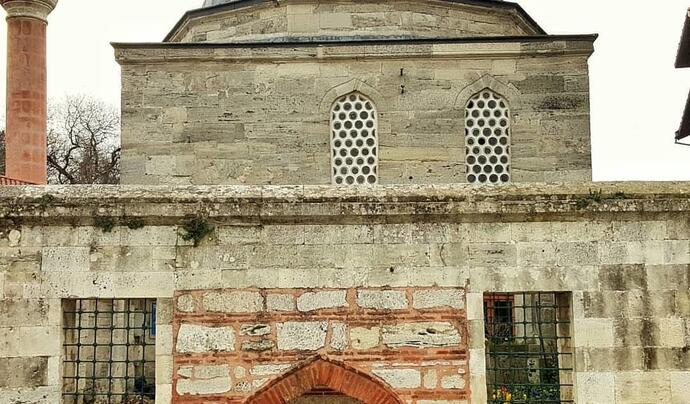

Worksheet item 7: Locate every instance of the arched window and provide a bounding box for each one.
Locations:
[465,89,511,184]
[330,92,379,185]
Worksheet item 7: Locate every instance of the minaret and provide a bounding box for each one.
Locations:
[1,0,57,184]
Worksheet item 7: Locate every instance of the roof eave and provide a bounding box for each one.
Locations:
[115,33,598,51]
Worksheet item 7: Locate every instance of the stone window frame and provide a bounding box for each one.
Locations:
[456,75,521,185]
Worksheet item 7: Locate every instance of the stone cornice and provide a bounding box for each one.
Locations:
[1,0,57,21]
[113,35,597,65]
[1,182,689,224]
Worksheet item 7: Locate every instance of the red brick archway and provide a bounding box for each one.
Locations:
[245,356,404,404]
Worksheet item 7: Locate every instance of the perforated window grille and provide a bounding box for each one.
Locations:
[465,90,511,184]
[63,299,156,403]
[330,93,379,185]
[484,292,574,404]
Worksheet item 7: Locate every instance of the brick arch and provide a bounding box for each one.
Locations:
[244,356,404,404]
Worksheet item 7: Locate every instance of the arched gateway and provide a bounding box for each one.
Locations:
[245,356,404,404]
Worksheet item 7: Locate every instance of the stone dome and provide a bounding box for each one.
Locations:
[202,0,235,6]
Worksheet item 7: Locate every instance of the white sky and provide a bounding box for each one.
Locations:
[0,0,688,181]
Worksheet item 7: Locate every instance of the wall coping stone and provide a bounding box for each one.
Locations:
[2,182,690,223]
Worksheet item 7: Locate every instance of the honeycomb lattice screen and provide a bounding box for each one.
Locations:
[330,93,379,185]
[465,90,511,184]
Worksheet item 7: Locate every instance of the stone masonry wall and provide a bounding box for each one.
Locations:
[0,183,689,403]
[173,287,467,402]
[116,38,594,186]
[168,0,539,43]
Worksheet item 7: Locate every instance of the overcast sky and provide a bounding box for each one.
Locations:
[0,0,688,181]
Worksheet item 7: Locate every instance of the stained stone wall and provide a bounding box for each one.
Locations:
[0,183,689,404]
[173,287,467,402]
[167,0,541,43]
[115,37,595,186]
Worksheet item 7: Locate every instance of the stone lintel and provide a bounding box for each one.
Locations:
[1,0,57,21]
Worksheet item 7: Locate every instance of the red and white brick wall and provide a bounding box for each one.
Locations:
[172,287,468,403]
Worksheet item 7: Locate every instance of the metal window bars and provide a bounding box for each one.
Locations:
[63,299,156,404]
[484,292,574,404]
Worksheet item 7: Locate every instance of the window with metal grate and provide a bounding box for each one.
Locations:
[465,90,511,184]
[63,299,156,404]
[484,292,574,404]
[330,92,379,185]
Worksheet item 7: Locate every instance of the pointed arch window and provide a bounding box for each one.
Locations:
[330,93,379,185]
[465,90,511,184]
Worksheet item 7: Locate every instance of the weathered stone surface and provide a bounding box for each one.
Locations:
[413,289,465,310]
[233,381,252,393]
[357,290,408,310]
[240,324,271,336]
[382,323,461,348]
[330,322,348,351]
[234,366,246,379]
[177,294,195,313]
[0,387,61,404]
[350,327,380,350]
[297,291,348,312]
[241,340,275,352]
[177,367,193,378]
[177,376,232,396]
[0,357,48,389]
[671,372,690,404]
[250,364,293,376]
[176,324,235,353]
[423,370,438,389]
[203,291,263,313]
[615,372,672,403]
[266,294,295,311]
[252,378,270,389]
[7,230,20,247]
[276,321,328,351]
[41,247,89,272]
[194,364,230,379]
[659,318,686,348]
[574,319,614,348]
[441,375,466,390]
[372,368,421,388]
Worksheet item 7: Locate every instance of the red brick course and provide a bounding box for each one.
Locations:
[173,287,470,403]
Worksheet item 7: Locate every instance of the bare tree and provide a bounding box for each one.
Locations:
[47,95,121,184]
